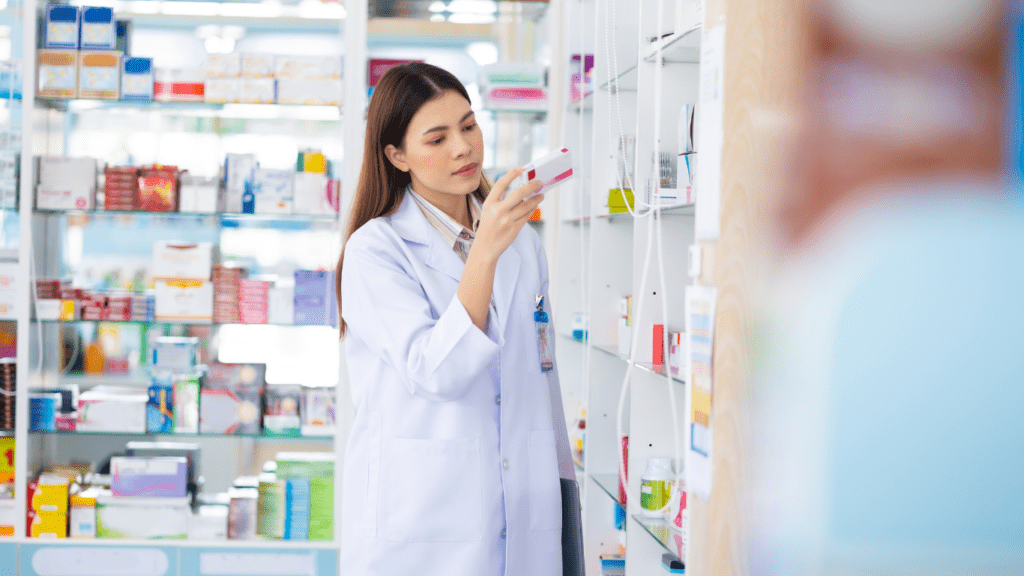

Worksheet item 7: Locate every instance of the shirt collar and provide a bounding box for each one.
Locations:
[406,185,482,243]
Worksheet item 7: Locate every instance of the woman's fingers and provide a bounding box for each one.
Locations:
[486,167,523,204]
[505,179,543,205]
[511,192,545,220]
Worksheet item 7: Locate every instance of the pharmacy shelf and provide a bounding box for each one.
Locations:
[600,63,640,93]
[561,212,635,225]
[591,473,624,507]
[36,319,338,330]
[13,537,337,549]
[35,209,340,223]
[569,94,594,112]
[558,333,684,384]
[29,430,334,441]
[36,99,342,121]
[642,25,702,63]
[636,363,685,385]
[631,514,685,561]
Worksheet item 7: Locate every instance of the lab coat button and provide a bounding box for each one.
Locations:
[495,395,501,405]
[502,459,510,470]
[500,528,507,539]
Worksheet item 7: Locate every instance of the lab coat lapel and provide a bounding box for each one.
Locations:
[390,192,464,283]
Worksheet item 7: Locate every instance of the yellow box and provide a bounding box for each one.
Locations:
[31,478,69,513]
[608,189,634,212]
[30,511,67,538]
[59,299,76,321]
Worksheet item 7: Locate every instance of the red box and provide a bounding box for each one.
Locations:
[653,324,664,365]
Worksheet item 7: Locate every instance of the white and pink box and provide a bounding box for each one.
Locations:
[508,148,574,200]
[110,456,188,498]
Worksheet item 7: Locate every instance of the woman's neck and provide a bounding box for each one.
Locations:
[410,181,473,230]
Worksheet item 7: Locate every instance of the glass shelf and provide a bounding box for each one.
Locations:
[632,514,685,561]
[37,99,342,121]
[600,63,639,93]
[591,473,624,507]
[36,319,337,330]
[562,204,692,224]
[643,25,702,63]
[35,209,340,223]
[592,343,629,363]
[636,362,685,385]
[30,430,334,441]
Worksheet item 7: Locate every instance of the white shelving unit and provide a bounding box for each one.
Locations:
[557,0,702,574]
[0,0,371,572]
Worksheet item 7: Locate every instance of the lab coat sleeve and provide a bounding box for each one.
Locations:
[342,229,501,402]
[536,235,578,482]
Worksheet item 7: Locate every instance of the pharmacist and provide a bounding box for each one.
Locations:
[336,62,575,576]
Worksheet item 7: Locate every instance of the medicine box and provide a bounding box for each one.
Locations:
[45,4,80,49]
[151,336,199,371]
[293,172,339,215]
[308,477,333,540]
[224,153,257,213]
[147,379,173,433]
[274,55,342,80]
[200,362,266,435]
[121,57,153,102]
[264,385,303,437]
[155,280,213,323]
[252,168,293,214]
[79,6,115,50]
[95,495,190,539]
[69,490,98,538]
[154,68,205,102]
[78,50,122,100]
[179,174,222,213]
[77,391,148,433]
[301,387,335,437]
[205,54,241,78]
[240,53,275,78]
[110,456,188,498]
[152,241,214,281]
[239,77,276,104]
[294,270,337,326]
[173,373,201,434]
[37,49,78,98]
[276,78,342,106]
[204,77,240,104]
[189,504,228,540]
[268,285,294,325]
[29,510,67,538]
[29,475,69,513]
[37,156,97,210]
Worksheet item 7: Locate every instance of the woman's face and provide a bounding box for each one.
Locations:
[385,90,485,198]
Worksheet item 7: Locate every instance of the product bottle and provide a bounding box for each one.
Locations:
[640,457,673,518]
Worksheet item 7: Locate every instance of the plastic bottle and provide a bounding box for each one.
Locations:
[640,457,673,518]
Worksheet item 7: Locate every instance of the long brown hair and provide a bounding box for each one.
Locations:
[336,62,489,336]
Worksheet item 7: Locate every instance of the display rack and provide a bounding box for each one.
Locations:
[557,0,701,574]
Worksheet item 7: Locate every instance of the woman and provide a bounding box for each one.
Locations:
[336,62,575,576]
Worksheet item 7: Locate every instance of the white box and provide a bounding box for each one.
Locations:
[36,299,62,321]
[151,336,199,371]
[77,391,147,433]
[205,54,241,78]
[274,55,342,80]
[203,78,239,103]
[276,78,341,106]
[37,157,97,210]
[0,262,16,290]
[189,505,228,540]
[669,331,686,376]
[95,495,189,539]
[0,500,16,536]
[268,286,294,325]
[239,78,275,104]
[155,280,213,323]
[618,316,631,356]
[224,153,257,213]
[241,54,275,78]
[151,241,214,281]
[0,291,15,320]
[179,175,222,213]
[292,172,337,215]
[252,169,293,214]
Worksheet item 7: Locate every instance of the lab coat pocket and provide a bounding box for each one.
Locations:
[528,430,562,532]
[383,437,483,542]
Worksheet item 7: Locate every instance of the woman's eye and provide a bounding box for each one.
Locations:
[463,123,477,132]
[429,137,444,145]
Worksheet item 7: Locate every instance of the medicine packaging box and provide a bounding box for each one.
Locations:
[189,504,228,540]
[294,270,337,326]
[29,475,69,513]
[152,241,214,281]
[205,53,241,78]
[274,55,342,80]
[154,67,205,102]
[69,490,98,538]
[200,362,265,435]
[95,495,190,539]
[154,280,214,323]
[121,57,153,102]
[240,53,275,78]
[293,172,339,215]
[45,4,80,49]
[37,156,97,210]
[239,77,276,104]
[301,387,335,437]
[77,390,147,433]
[228,487,259,539]
[203,77,240,104]
[264,385,303,437]
[151,336,199,371]
[78,51,122,100]
[268,285,294,325]
[276,78,343,106]
[224,153,257,213]
[179,174,222,213]
[283,479,310,540]
[147,379,173,433]
[308,477,333,540]
[252,168,293,214]
[37,49,78,98]
[110,456,188,498]
[257,474,285,538]
[29,510,67,538]
[173,373,201,434]
[79,6,115,50]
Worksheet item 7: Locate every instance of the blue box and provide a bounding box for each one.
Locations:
[122,57,153,102]
[30,393,59,431]
[293,270,337,326]
[45,4,80,49]
[80,6,115,50]
[147,378,174,433]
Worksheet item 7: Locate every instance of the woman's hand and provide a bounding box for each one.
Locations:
[473,168,545,263]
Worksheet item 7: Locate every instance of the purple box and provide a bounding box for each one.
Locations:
[110,456,188,498]
[293,270,337,326]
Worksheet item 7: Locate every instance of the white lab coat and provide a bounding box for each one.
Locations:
[338,192,576,576]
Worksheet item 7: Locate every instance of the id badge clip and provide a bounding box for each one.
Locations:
[535,295,554,373]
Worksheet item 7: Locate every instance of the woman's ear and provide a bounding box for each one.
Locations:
[384,144,409,173]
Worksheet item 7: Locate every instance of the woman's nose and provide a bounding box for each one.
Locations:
[452,133,472,157]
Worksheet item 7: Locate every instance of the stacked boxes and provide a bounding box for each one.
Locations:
[275,55,342,105]
[78,50,121,99]
[130,293,155,322]
[179,174,222,213]
[276,452,334,541]
[294,270,337,326]
[212,265,245,324]
[103,165,139,211]
[238,279,270,324]
[106,294,132,322]
[154,68,204,102]
[27,475,69,538]
[264,385,302,437]
[204,53,342,105]
[36,157,97,210]
[121,57,153,102]
[252,169,293,214]
[152,241,214,323]
[200,363,266,435]
[0,358,14,431]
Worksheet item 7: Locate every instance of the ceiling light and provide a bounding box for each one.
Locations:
[298,0,346,19]
[447,0,496,14]
[466,41,498,66]
[447,13,496,23]
[427,1,447,12]
[429,14,446,22]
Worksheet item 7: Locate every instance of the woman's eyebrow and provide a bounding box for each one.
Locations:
[422,111,475,136]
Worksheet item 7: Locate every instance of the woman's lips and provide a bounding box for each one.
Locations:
[454,163,478,177]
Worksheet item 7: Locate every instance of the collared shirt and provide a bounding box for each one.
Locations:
[407,186,483,263]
